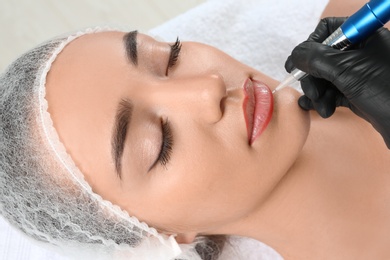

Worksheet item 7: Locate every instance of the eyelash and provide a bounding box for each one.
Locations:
[157,119,173,168]
[166,37,181,74]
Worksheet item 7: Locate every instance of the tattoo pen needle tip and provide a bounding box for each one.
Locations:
[272,74,298,94]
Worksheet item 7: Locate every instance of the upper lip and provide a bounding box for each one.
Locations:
[242,78,273,144]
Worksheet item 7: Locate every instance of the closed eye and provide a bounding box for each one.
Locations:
[148,118,173,171]
[166,37,181,75]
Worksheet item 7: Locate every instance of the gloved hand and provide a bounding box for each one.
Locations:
[285,17,390,148]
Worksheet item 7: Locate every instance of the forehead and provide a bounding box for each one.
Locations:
[47,31,130,104]
[44,31,131,182]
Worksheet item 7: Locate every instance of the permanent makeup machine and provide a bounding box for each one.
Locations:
[273,0,390,93]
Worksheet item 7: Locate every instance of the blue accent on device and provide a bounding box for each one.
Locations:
[341,0,390,44]
[275,0,390,92]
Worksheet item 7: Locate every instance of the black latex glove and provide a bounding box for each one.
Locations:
[285,17,390,148]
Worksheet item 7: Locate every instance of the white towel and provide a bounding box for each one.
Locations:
[0,0,329,259]
[150,0,329,86]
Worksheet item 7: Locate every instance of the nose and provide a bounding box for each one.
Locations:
[153,73,227,124]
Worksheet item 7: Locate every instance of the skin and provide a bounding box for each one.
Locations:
[46,31,309,242]
[45,0,390,258]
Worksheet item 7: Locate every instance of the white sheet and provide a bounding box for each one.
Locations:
[0,0,329,259]
[150,0,329,88]
[0,215,67,259]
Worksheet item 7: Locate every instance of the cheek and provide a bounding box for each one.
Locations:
[165,139,256,222]
[141,134,237,228]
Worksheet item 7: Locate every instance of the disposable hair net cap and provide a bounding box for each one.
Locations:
[0,26,212,260]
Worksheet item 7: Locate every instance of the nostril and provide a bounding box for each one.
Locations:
[220,96,227,115]
[197,73,227,123]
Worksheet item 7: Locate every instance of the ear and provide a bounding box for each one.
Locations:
[174,232,198,244]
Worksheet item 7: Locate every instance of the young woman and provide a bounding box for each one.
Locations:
[1,0,389,259]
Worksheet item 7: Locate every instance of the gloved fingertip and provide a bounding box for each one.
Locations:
[316,89,337,118]
[284,56,294,73]
[300,77,320,100]
[290,41,315,71]
[317,104,335,118]
[298,95,313,111]
[308,17,348,42]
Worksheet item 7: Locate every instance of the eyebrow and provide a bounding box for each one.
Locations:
[123,30,138,65]
[111,99,133,179]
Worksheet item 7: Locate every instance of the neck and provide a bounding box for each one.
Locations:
[223,110,390,259]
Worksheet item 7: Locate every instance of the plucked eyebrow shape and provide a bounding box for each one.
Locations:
[123,30,138,66]
[111,98,133,179]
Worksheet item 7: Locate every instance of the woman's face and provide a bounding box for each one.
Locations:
[46,31,310,237]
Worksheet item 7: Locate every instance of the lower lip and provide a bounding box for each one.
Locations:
[243,78,273,145]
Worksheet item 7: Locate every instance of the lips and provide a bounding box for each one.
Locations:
[243,78,273,145]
